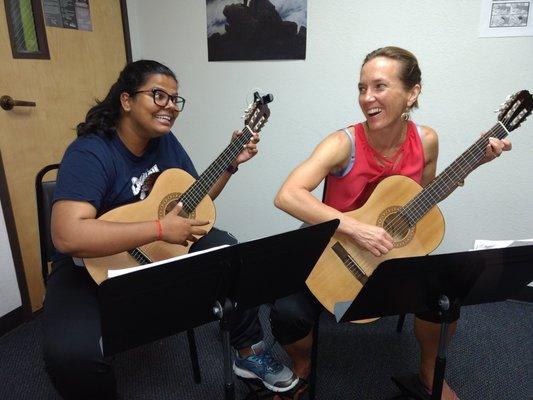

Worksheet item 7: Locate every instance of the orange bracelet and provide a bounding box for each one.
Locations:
[155,219,163,241]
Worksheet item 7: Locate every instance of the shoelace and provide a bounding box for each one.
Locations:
[255,348,283,373]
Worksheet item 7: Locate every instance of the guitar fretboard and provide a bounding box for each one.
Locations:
[180,126,254,214]
[404,122,508,223]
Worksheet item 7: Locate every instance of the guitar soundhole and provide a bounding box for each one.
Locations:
[158,192,196,219]
[377,207,415,248]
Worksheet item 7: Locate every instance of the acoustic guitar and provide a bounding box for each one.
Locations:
[305,90,533,322]
[84,92,273,284]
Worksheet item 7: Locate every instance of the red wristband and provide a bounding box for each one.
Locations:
[155,219,163,241]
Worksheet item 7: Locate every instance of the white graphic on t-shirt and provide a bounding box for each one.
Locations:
[131,165,160,200]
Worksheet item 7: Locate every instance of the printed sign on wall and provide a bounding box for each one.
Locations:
[479,0,533,37]
[43,0,92,31]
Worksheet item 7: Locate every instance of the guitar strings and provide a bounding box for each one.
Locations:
[129,123,256,262]
[179,126,254,213]
[389,98,530,235]
[384,121,509,239]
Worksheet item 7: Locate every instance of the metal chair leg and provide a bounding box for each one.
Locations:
[308,318,320,400]
[186,328,201,383]
[396,314,406,333]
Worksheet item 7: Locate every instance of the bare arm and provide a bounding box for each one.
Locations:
[51,200,209,258]
[274,129,394,256]
[420,125,439,186]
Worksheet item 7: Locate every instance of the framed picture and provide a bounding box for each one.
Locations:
[3,0,50,59]
[207,0,307,61]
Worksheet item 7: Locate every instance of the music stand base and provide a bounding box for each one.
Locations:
[237,376,276,400]
[237,376,310,400]
[391,374,430,400]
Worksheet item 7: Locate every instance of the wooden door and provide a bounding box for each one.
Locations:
[0,0,128,311]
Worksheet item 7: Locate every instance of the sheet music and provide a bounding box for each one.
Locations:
[107,244,230,279]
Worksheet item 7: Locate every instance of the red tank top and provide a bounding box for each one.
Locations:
[324,121,425,212]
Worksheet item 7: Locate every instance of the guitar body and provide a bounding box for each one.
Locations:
[84,168,216,284]
[306,175,445,322]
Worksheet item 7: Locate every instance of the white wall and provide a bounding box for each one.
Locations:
[126,0,533,254]
[0,202,22,318]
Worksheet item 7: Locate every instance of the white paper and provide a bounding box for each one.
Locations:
[473,238,533,287]
[479,0,533,37]
[107,244,230,279]
[473,238,533,250]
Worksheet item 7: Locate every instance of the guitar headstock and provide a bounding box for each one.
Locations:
[244,91,273,132]
[497,90,533,132]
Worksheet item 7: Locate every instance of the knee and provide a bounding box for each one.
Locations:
[270,300,316,345]
[44,340,115,399]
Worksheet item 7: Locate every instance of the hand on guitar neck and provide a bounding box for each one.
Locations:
[479,135,512,165]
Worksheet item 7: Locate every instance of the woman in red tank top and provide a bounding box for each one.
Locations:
[270,46,511,400]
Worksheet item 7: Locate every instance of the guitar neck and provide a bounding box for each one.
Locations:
[180,125,254,213]
[403,122,509,225]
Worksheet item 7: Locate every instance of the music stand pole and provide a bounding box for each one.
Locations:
[431,295,451,400]
[213,298,236,400]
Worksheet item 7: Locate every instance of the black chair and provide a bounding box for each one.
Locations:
[35,163,202,383]
[35,163,61,286]
[308,176,406,399]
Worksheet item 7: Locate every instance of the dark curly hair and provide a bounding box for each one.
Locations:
[77,60,177,137]
[362,46,422,108]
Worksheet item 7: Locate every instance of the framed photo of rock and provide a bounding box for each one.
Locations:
[206,0,307,61]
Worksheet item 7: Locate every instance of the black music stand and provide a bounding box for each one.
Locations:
[333,244,533,400]
[98,219,339,400]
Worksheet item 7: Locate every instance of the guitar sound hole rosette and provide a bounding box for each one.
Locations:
[158,192,196,220]
[377,206,415,248]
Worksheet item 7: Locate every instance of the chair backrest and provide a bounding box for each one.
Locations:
[35,164,60,285]
[321,175,329,202]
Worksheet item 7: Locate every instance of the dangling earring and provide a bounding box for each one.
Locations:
[400,108,410,121]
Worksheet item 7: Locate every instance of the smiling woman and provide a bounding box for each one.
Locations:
[41,59,272,400]
[270,46,512,400]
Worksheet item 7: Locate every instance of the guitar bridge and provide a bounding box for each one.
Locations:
[128,247,152,266]
[331,242,368,285]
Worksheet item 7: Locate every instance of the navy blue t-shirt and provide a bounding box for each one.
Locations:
[54,131,199,216]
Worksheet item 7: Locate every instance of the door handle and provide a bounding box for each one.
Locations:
[1,95,36,110]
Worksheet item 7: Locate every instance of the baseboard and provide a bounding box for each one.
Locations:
[0,306,30,337]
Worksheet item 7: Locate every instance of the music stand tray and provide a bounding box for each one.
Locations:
[335,244,533,400]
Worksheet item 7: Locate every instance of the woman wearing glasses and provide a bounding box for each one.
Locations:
[43,60,296,399]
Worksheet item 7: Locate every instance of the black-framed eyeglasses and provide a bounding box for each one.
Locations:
[133,88,186,111]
